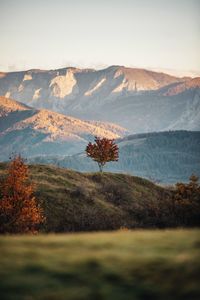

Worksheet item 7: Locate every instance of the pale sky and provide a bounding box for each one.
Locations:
[0,0,200,76]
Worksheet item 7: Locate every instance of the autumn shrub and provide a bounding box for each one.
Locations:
[172,175,200,226]
[0,156,45,234]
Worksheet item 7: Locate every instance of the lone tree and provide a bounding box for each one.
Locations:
[85,136,119,172]
[0,155,45,234]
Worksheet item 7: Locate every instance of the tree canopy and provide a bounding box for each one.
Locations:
[85,136,119,172]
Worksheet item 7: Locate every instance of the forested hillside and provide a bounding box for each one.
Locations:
[31,131,200,183]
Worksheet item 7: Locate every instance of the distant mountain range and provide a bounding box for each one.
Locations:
[0,66,200,183]
[30,131,200,184]
[0,96,127,159]
[0,66,200,132]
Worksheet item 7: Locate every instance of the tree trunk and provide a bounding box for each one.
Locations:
[98,163,103,173]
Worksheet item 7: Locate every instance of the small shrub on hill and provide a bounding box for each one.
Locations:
[173,175,200,226]
[0,156,45,234]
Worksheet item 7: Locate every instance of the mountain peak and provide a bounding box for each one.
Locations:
[0,96,31,115]
[0,97,127,158]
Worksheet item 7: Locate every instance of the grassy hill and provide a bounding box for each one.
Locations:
[0,230,200,300]
[1,162,198,232]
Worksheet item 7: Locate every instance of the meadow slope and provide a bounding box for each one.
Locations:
[1,163,199,232]
[0,163,172,232]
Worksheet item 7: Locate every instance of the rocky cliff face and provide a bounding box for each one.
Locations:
[0,66,200,132]
[0,66,182,108]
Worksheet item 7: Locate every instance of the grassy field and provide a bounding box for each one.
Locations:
[0,230,200,300]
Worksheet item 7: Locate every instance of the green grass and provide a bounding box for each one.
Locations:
[0,230,200,300]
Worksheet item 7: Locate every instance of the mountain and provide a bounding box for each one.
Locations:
[0,96,127,159]
[30,131,200,184]
[0,66,182,104]
[1,66,199,132]
[163,77,200,96]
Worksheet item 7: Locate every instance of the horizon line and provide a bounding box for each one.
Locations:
[1,64,200,78]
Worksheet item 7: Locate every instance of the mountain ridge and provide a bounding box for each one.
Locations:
[0,65,186,103]
[0,66,199,133]
[0,96,127,159]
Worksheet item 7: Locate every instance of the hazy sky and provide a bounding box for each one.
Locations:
[0,0,200,75]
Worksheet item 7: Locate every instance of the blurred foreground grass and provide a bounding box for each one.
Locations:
[0,230,200,300]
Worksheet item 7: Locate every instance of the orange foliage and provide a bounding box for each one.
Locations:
[0,155,45,234]
[85,136,119,172]
[173,174,200,226]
